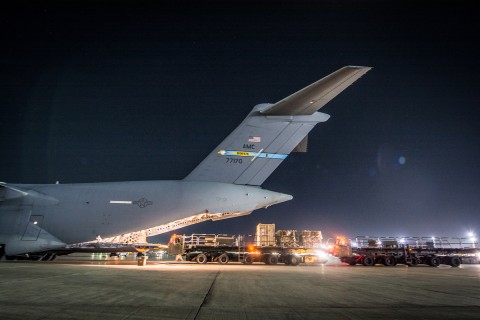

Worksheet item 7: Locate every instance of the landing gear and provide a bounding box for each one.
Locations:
[40,253,57,261]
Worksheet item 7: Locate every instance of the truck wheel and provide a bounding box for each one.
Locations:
[449,256,461,267]
[407,257,419,266]
[243,255,253,265]
[362,256,374,266]
[265,255,278,265]
[383,256,396,266]
[428,257,440,267]
[289,255,301,266]
[217,253,229,265]
[196,253,208,264]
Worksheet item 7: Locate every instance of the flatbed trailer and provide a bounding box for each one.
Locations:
[332,236,477,267]
[168,228,479,267]
[168,234,328,266]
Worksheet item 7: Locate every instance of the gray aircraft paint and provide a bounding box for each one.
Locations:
[0,66,371,256]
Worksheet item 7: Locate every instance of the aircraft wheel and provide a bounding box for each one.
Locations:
[196,253,208,264]
[217,253,229,264]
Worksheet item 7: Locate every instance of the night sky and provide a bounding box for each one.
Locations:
[1,1,479,242]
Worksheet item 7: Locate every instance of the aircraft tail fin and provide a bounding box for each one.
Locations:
[184,66,371,186]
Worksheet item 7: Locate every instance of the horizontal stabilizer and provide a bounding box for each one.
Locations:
[0,182,28,201]
[184,66,371,185]
[261,66,371,116]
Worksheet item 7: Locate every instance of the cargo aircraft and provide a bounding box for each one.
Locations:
[0,66,371,259]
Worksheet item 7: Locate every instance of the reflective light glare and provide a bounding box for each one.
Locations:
[314,250,329,260]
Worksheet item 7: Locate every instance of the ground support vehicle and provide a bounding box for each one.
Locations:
[239,246,328,266]
[332,236,476,267]
[168,233,328,266]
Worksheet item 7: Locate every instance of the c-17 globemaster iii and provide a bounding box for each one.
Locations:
[0,66,371,260]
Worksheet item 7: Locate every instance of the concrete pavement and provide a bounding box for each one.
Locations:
[0,258,479,319]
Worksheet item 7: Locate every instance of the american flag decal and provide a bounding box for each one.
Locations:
[248,136,261,142]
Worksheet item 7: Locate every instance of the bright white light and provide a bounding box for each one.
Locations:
[399,238,405,244]
[467,231,474,238]
[314,250,329,261]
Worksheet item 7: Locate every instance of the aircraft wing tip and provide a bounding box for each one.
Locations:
[346,65,372,69]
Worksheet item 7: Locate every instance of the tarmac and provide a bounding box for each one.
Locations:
[0,254,479,320]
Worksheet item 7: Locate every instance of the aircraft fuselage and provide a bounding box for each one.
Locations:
[0,181,291,255]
